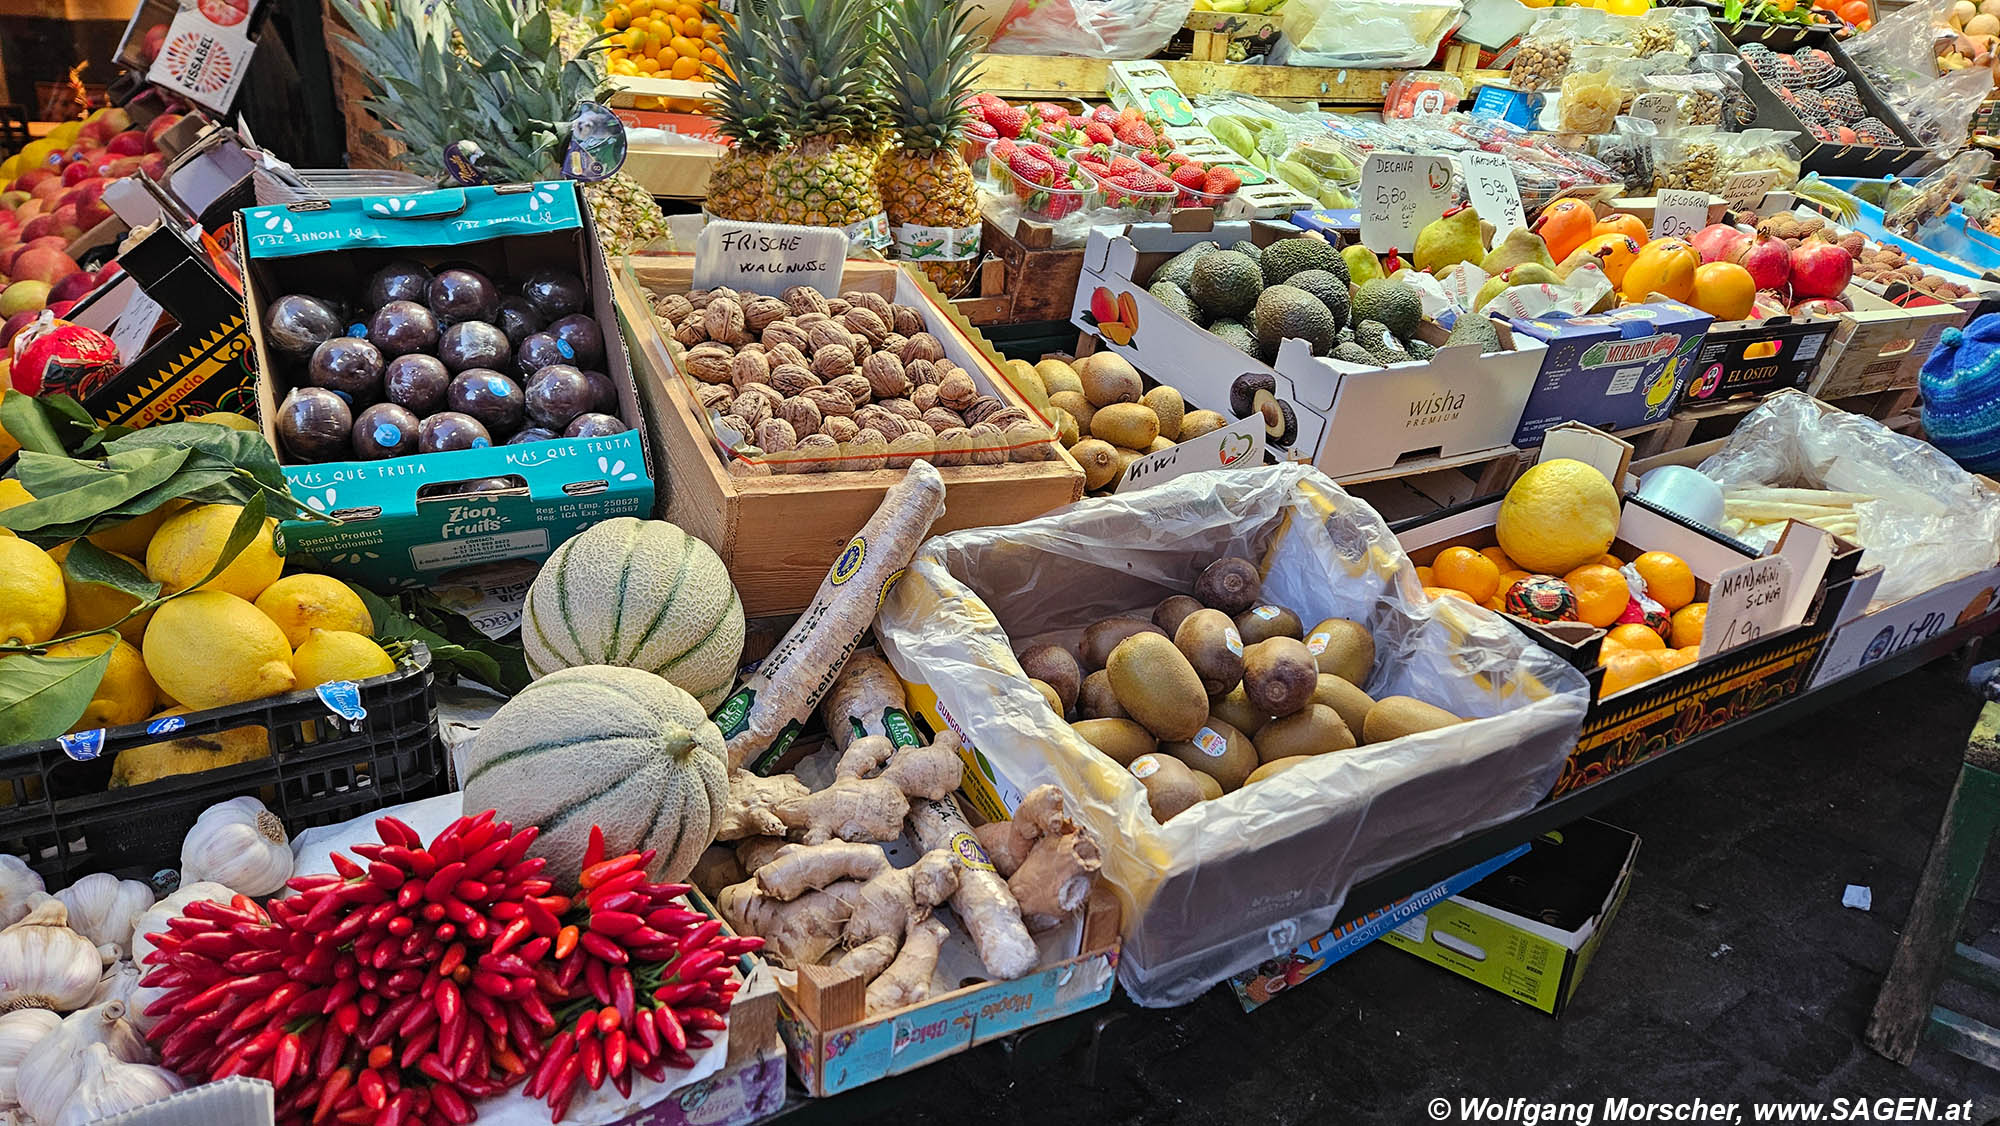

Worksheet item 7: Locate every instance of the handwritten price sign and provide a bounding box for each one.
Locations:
[1360,153,1453,254]
[1650,190,1711,241]
[1460,152,1526,242]
[1116,419,1265,493]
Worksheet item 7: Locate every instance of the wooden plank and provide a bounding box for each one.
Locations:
[796,964,868,1030]
[1948,942,2000,993]
[970,53,1507,105]
[1925,1005,2000,1071]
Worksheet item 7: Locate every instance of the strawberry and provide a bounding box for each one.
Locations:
[989,137,1019,164]
[1021,141,1057,164]
[1122,168,1172,192]
[1171,164,1208,192]
[988,103,1028,138]
[1083,121,1115,145]
[1007,150,1056,188]
[973,92,1005,110]
[1135,149,1164,169]
[1113,117,1157,148]
[1090,104,1120,126]
[1032,102,1071,125]
[1109,154,1144,175]
[1202,167,1242,195]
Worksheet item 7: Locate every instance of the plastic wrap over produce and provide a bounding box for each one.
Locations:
[972,0,1193,59]
[875,463,1589,1006]
[1699,394,2000,609]
[1277,0,1463,70]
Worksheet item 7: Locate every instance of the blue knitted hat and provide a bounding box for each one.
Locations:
[1920,313,2000,474]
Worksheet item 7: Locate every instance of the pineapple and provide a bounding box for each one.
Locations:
[757,0,886,238]
[702,0,786,220]
[876,0,984,294]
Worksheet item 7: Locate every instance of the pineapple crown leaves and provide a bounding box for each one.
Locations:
[704,0,788,152]
[878,0,984,153]
[755,0,884,144]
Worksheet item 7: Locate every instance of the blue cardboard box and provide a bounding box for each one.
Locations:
[1505,301,1714,447]
[241,183,656,590]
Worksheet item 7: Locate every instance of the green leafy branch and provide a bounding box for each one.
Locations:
[356,587,530,695]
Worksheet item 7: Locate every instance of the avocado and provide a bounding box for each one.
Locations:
[1444,313,1503,354]
[1354,319,1410,365]
[1153,241,1221,290]
[1350,279,1423,339]
[1149,281,1202,324]
[1259,237,1341,287]
[1228,373,1299,446]
[1251,285,1338,356]
[1188,251,1263,320]
[1229,240,1264,261]
[1405,339,1438,360]
[1208,319,1262,358]
[1283,269,1350,328]
[1332,341,1377,366]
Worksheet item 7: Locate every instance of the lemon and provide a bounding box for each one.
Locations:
[111,707,271,788]
[43,634,156,732]
[1495,458,1620,575]
[0,538,64,645]
[0,478,30,540]
[87,499,189,559]
[61,548,153,644]
[189,412,261,432]
[143,591,296,710]
[292,629,395,689]
[146,503,284,600]
[255,575,374,649]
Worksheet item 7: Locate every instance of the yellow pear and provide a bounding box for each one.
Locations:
[1481,228,1556,275]
[1414,206,1485,276]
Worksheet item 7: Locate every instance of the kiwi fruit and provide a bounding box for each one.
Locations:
[1210,684,1270,736]
[1173,609,1246,695]
[1153,595,1205,637]
[1109,447,1144,482]
[1071,439,1119,490]
[1081,617,1166,670]
[1029,678,1064,715]
[1254,704,1357,761]
[1191,770,1224,801]
[1131,753,1205,822]
[1142,385,1186,441]
[1078,670,1127,719]
[1050,406,1081,447]
[1244,756,1315,785]
[1195,556,1262,614]
[1312,674,1375,735]
[1107,633,1210,742]
[1179,410,1228,439]
[1072,717,1156,764]
[1035,358,1084,397]
[1306,618,1376,684]
[1049,390,1095,434]
[1363,696,1464,744]
[1160,717,1258,790]
[1235,604,1303,645]
[1242,637,1319,717]
[1005,360,1050,415]
[1019,644,1081,714]
[1076,353,1143,407]
[1146,435,1175,453]
[1091,402,1160,450]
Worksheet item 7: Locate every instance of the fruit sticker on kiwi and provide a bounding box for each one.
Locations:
[1192,728,1229,759]
[1130,754,1161,779]
[1306,630,1331,655]
[1224,627,1244,657]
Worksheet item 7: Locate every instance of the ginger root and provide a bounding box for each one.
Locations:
[967,785,1101,926]
[866,917,948,1013]
[735,836,793,873]
[835,935,900,984]
[774,735,963,844]
[971,784,1075,876]
[754,841,890,901]
[716,877,858,967]
[690,845,745,898]
[841,848,959,946]
[718,770,811,841]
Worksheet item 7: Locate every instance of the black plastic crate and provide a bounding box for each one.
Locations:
[1713,19,1925,177]
[0,644,448,884]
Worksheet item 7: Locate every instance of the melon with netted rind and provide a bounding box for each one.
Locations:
[521,517,745,709]
[461,665,729,888]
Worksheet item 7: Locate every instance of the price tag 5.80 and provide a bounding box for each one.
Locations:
[1360,153,1453,255]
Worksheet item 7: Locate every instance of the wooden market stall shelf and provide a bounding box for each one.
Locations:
[970,53,1507,106]
[604,75,722,201]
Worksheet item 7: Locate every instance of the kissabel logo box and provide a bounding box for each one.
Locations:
[1506,300,1714,448]
[240,183,656,590]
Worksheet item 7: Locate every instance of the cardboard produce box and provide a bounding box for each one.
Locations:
[241,182,655,590]
[1675,314,1839,408]
[1809,560,2000,689]
[1811,287,1968,400]
[1504,301,1714,448]
[1070,220,1546,479]
[1381,819,1639,1016]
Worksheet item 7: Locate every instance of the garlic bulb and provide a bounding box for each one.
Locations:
[17,1001,147,1125]
[0,1008,60,1108]
[54,875,154,959]
[0,861,42,932]
[128,882,232,1035]
[88,960,139,1012]
[51,1043,182,1126]
[0,896,101,1014]
[181,796,292,897]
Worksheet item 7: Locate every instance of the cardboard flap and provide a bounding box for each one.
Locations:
[360,187,471,220]
[245,182,583,259]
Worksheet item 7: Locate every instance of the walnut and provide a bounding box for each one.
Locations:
[820,415,860,443]
[694,383,734,413]
[807,321,854,354]
[776,396,822,434]
[811,344,857,378]
[762,321,812,353]
[932,426,973,467]
[769,365,822,397]
[845,291,894,320]
[784,286,831,317]
[907,359,942,387]
[736,382,784,413]
[704,298,746,345]
[878,397,920,419]
[912,385,942,413]
[732,390,772,428]
[768,341,810,370]
[653,292,695,323]
[674,313,708,348]
[842,307,889,347]
[686,349,734,385]
[937,370,979,411]
[922,407,965,433]
[795,311,835,328]
[688,289,716,310]
[742,295,791,333]
[787,433,841,474]
[905,419,937,439]
[802,385,855,418]
[736,341,766,356]
[985,406,1032,429]
[1005,420,1056,462]
[861,352,911,399]
[753,417,797,453]
[879,332,908,358]
[728,456,771,479]
[890,305,927,337]
[966,421,1009,466]
[730,350,772,390]
[897,332,947,366]
[826,298,852,317]
[963,396,1008,426]
[857,406,910,440]
[829,373,873,407]
[885,430,935,470]
[846,428,891,471]
[718,413,752,438]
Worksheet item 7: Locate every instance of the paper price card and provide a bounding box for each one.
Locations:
[1651,190,1710,240]
[1716,170,1782,212]
[1699,556,1792,658]
[1460,152,1526,242]
[1116,419,1265,494]
[693,220,848,297]
[1360,153,1453,255]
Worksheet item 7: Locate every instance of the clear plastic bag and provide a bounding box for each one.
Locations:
[1510,15,1576,92]
[1884,150,1996,237]
[1712,129,1803,195]
[875,463,1590,1007]
[1558,49,1638,135]
[978,0,1194,59]
[1640,72,1726,128]
[1692,53,1757,129]
[1698,392,2000,609]
[1278,0,1465,69]
[1651,126,1720,193]
[1591,116,1659,195]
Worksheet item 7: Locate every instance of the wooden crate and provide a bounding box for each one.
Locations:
[622,142,718,201]
[970,52,1508,107]
[613,255,1084,618]
[955,218,1084,326]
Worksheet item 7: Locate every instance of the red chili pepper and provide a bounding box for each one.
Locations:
[317,1020,349,1075]
[578,1035,604,1090]
[612,969,636,1027]
[367,1043,393,1071]
[488,917,531,958]
[378,1089,412,1126]
[518,990,558,1034]
[655,1004,688,1053]
[525,1031,575,1099]
[425,861,467,904]
[553,925,580,961]
[579,930,629,965]
[470,970,515,999]
[357,1068,388,1111]
[270,1031,303,1089]
[586,870,647,906]
[312,1067,351,1125]
[518,935,552,963]
[645,904,703,929]
[289,873,342,893]
[674,948,725,984]
[375,815,419,847]
[330,852,364,880]
[582,825,607,871]
[579,853,645,890]
[398,1022,438,1070]
[652,982,700,1007]
[429,1081,474,1126]
[680,1007,727,1031]
[439,942,467,978]
[367,862,406,890]
[522,897,561,939]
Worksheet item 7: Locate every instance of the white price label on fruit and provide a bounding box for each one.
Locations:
[1360,153,1453,255]
[693,219,848,297]
[1699,555,1792,659]
[1116,418,1264,494]
[1717,170,1782,212]
[1460,152,1526,242]
[1651,190,1710,240]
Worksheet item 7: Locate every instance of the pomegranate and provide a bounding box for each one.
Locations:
[1789,239,1853,301]
[1730,234,1793,293]
[1692,223,1748,263]
[1790,296,1852,317]
[1750,290,1791,322]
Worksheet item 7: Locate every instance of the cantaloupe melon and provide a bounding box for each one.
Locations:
[521,518,745,709]
[460,665,730,888]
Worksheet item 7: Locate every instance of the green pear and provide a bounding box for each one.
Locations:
[1506,263,1558,288]
[1474,274,1510,311]
[1481,228,1555,276]
[1343,244,1384,287]
[1414,206,1484,276]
